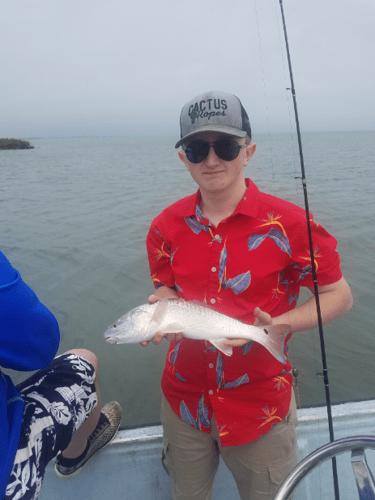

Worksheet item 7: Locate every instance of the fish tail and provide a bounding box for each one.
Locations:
[258,324,291,364]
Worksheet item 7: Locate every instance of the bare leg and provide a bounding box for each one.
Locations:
[59,349,102,459]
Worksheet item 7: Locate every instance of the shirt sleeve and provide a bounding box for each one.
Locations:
[289,217,342,287]
[146,219,176,290]
[0,252,60,371]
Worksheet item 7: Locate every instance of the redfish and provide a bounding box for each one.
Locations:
[104,299,290,363]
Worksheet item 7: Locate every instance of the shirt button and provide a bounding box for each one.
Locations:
[208,390,214,395]
[209,363,214,369]
[214,234,220,240]
[211,267,217,272]
[210,299,216,304]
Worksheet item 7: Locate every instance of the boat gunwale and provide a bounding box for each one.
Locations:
[112,399,375,445]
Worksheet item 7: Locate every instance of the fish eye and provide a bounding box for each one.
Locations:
[263,328,268,334]
[113,323,117,328]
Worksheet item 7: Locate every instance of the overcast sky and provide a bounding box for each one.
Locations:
[1,0,374,138]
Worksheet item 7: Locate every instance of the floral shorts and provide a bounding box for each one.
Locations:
[5,353,97,500]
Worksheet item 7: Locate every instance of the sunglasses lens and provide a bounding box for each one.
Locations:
[214,138,241,161]
[185,138,242,163]
[185,141,209,163]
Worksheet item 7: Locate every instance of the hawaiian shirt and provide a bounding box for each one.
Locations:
[146,178,342,447]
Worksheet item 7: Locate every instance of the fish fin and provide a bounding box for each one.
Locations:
[145,299,169,336]
[150,300,184,335]
[150,299,169,325]
[256,324,291,364]
[161,323,184,334]
[210,339,233,357]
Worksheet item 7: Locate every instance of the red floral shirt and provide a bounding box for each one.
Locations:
[146,179,342,446]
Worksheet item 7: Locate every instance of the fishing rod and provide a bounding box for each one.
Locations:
[277,1,340,499]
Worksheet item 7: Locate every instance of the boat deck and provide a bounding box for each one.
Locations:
[39,400,375,500]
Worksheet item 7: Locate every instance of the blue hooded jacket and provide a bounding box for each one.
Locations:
[0,252,59,498]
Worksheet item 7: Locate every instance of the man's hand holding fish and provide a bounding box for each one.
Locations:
[223,306,272,347]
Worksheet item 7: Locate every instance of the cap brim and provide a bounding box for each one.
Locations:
[175,125,247,148]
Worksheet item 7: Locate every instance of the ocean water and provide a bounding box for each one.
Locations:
[1,131,374,427]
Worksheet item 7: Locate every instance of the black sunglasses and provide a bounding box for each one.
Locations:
[185,138,246,164]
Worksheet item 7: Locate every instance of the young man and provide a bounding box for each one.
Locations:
[0,251,122,500]
[145,91,353,500]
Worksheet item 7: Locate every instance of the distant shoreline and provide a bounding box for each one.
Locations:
[0,138,34,150]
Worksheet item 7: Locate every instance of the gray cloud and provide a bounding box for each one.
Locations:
[1,0,374,137]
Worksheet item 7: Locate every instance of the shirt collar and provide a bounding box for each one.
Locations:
[233,178,260,218]
[172,178,261,220]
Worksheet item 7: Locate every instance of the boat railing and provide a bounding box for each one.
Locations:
[274,435,375,500]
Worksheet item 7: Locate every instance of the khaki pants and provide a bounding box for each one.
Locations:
[161,393,299,500]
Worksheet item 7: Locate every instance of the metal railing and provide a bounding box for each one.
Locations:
[275,436,375,500]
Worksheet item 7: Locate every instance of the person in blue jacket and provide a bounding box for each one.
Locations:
[0,251,122,500]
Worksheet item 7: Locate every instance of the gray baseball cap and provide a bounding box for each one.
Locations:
[175,91,251,148]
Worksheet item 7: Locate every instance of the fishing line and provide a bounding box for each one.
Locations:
[271,0,301,207]
[253,0,301,206]
[252,0,277,194]
[277,1,340,499]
